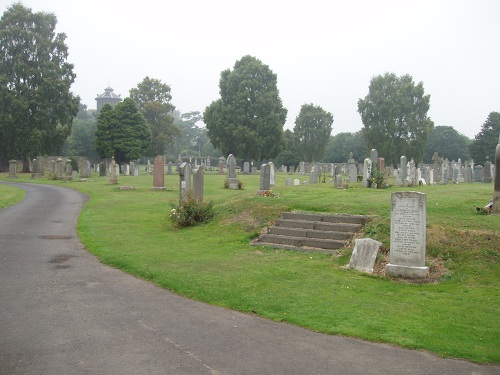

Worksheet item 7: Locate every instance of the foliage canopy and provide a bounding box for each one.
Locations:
[95,98,151,164]
[204,55,287,161]
[129,77,181,157]
[422,126,470,163]
[357,73,433,166]
[469,111,500,165]
[0,3,79,171]
[324,131,367,163]
[293,103,333,162]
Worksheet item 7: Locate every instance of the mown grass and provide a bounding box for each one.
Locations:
[0,182,26,208]
[1,171,499,363]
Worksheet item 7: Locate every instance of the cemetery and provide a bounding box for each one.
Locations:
[0,156,499,364]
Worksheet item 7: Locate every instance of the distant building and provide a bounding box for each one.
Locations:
[95,86,122,114]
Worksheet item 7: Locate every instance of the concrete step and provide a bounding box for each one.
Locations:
[252,212,374,253]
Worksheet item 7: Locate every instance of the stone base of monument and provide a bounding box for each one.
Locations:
[151,186,166,190]
[385,264,429,279]
[226,177,239,189]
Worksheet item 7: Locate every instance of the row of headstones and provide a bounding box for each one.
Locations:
[7,157,94,180]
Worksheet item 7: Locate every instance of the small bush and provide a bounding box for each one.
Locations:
[170,193,215,227]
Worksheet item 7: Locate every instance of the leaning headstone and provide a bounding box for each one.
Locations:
[385,192,429,279]
[152,156,165,190]
[179,162,192,201]
[493,134,500,215]
[347,238,382,274]
[192,166,205,201]
[258,163,271,194]
[226,154,239,189]
[109,157,118,184]
[8,160,17,178]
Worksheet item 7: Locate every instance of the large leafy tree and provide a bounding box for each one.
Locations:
[469,111,500,165]
[0,3,79,171]
[203,55,287,160]
[422,125,471,163]
[357,73,434,166]
[171,111,208,157]
[323,131,367,163]
[62,117,98,159]
[129,77,181,157]
[274,129,302,168]
[293,103,333,162]
[95,99,151,164]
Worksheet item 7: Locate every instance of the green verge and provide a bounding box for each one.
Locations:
[0,182,26,208]
[1,171,499,363]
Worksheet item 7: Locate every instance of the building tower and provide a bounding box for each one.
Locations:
[95,86,122,114]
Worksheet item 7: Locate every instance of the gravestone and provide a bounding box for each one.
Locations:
[193,166,204,201]
[134,163,139,176]
[399,156,408,185]
[493,134,500,214]
[269,162,276,187]
[408,159,416,184]
[125,164,130,176]
[385,192,429,279]
[80,160,91,178]
[218,158,224,175]
[309,165,318,184]
[109,157,118,184]
[286,178,292,186]
[362,158,371,188]
[130,162,136,176]
[65,160,72,176]
[179,162,192,201]
[370,149,378,171]
[294,179,300,186]
[71,170,77,180]
[347,238,382,274]
[258,163,271,193]
[348,152,357,183]
[243,162,250,174]
[152,156,166,190]
[8,160,17,178]
[473,165,483,182]
[115,163,120,177]
[299,161,305,175]
[226,154,239,189]
[55,158,63,180]
[99,162,107,177]
[483,157,492,183]
[146,160,152,175]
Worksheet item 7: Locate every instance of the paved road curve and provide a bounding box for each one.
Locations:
[0,181,497,375]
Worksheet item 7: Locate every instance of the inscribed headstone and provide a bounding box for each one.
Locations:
[259,163,271,192]
[493,134,500,214]
[179,162,192,201]
[385,192,428,278]
[347,238,382,273]
[193,166,204,201]
[152,156,165,189]
[109,157,118,184]
[8,160,17,178]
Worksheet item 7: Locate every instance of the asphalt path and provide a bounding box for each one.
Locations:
[0,181,498,375]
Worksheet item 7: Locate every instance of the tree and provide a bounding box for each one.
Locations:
[171,111,208,157]
[62,117,98,159]
[0,3,79,171]
[469,112,500,165]
[95,99,151,164]
[274,129,302,168]
[129,77,181,157]
[422,126,471,163]
[323,131,367,163]
[357,73,434,166]
[203,55,287,161]
[293,104,333,162]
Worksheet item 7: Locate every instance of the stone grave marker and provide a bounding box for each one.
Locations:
[362,158,371,187]
[167,162,172,174]
[218,158,224,175]
[269,162,276,186]
[385,192,428,279]
[258,163,271,193]
[294,179,300,186]
[226,154,239,189]
[348,152,357,183]
[8,160,17,178]
[179,162,192,201]
[493,134,500,214]
[243,162,250,174]
[347,238,382,273]
[80,160,91,178]
[152,156,165,190]
[109,157,118,184]
[55,158,63,180]
[483,157,492,183]
[286,178,292,186]
[193,165,205,201]
[99,162,107,177]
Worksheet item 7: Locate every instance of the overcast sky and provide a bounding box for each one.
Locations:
[3,0,499,139]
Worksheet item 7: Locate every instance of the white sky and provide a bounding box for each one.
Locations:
[3,0,499,139]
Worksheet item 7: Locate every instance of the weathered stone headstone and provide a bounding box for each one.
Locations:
[493,134,500,215]
[258,163,271,193]
[167,162,172,174]
[99,162,106,177]
[65,160,72,176]
[473,165,483,182]
[399,156,407,185]
[385,192,428,279]
[347,238,382,274]
[294,179,300,186]
[362,158,371,188]
[483,157,492,183]
[152,156,165,190]
[146,160,152,175]
[80,160,91,178]
[348,152,357,183]
[226,154,239,189]
[109,157,118,184]
[192,166,204,201]
[8,160,17,178]
[179,162,192,201]
[243,162,250,174]
[71,170,77,180]
[269,162,276,187]
[310,166,318,184]
[370,149,378,171]
[286,178,292,186]
[124,164,130,176]
[218,158,224,175]
[55,158,63,180]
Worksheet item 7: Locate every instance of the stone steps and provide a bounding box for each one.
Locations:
[252,212,374,254]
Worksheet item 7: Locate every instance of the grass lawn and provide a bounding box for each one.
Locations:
[1,171,499,363]
[0,182,26,208]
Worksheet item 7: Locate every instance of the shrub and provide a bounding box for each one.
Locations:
[170,193,215,227]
